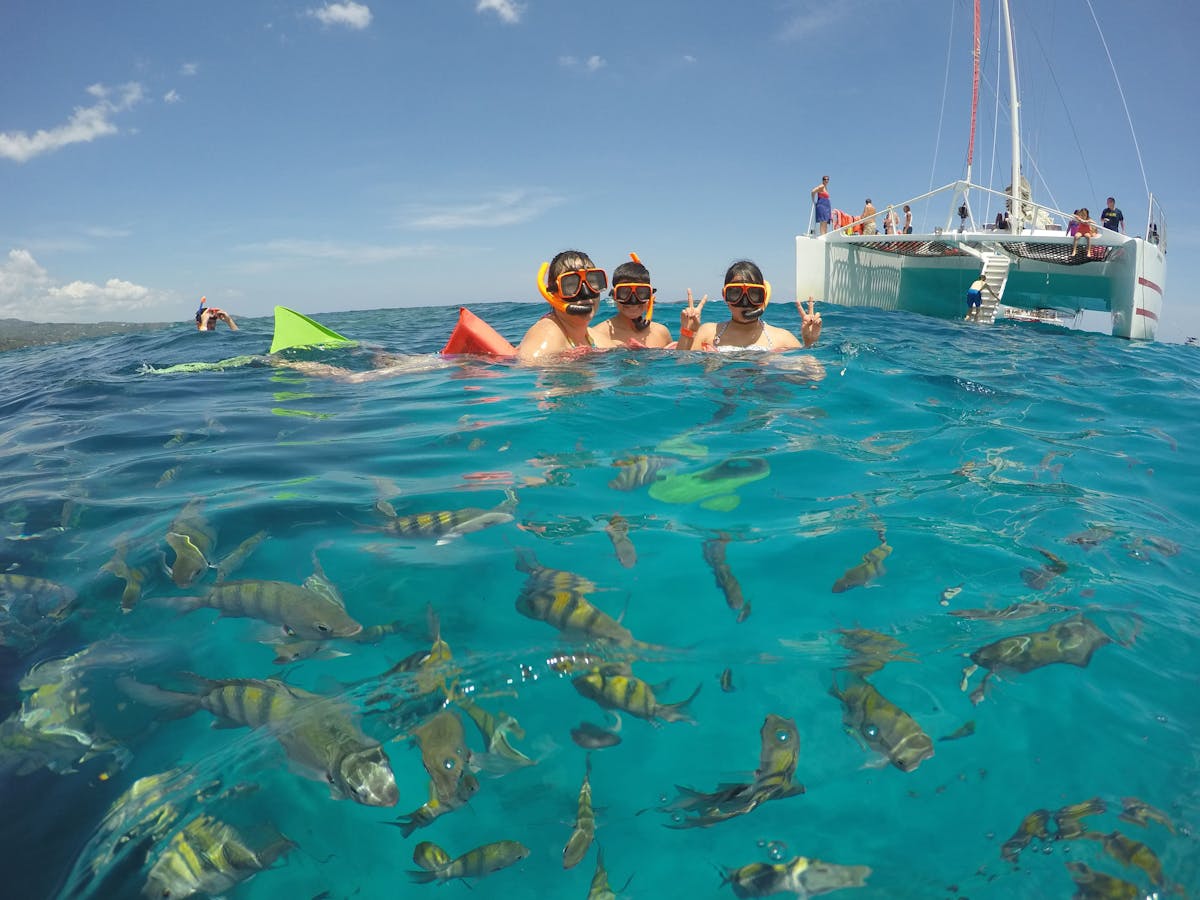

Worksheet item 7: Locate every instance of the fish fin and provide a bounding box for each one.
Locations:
[407,870,439,885]
[115,676,201,718]
[514,547,539,574]
[659,683,703,724]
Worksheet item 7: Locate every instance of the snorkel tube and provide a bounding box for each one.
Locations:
[627,252,654,331]
[194,295,207,323]
[738,281,772,321]
[537,261,597,317]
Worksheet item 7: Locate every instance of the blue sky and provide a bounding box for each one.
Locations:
[2,1,1197,341]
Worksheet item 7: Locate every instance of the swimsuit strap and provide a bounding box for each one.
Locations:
[713,321,770,350]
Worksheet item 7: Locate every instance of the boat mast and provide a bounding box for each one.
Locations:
[1001,0,1021,231]
[966,0,980,187]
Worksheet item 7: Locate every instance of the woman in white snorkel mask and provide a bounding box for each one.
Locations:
[516,249,605,362]
[676,259,822,352]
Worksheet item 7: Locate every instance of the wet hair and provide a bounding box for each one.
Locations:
[611,261,650,285]
[546,249,596,290]
[1107,197,1115,203]
[724,259,764,286]
[903,205,910,212]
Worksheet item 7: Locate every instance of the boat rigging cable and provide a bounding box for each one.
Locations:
[1085,0,1150,200]
[926,0,957,227]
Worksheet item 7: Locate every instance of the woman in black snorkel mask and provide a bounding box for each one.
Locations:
[515,249,605,362]
[676,259,822,352]
[593,252,673,349]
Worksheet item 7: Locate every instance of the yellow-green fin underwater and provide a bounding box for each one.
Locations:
[269,306,355,354]
[648,456,770,505]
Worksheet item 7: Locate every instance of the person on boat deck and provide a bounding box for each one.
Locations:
[516,249,604,362]
[860,199,878,235]
[1101,197,1125,233]
[903,205,913,234]
[964,274,996,322]
[676,260,821,352]
[883,206,900,235]
[195,297,237,331]
[592,253,673,350]
[811,175,832,235]
[1071,208,1096,258]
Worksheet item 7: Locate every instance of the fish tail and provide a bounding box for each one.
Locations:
[659,683,702,724]
[406,869,439,884]
[115,676,202,718]
[514,547,539,574]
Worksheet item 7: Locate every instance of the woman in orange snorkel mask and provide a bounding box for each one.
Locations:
[677,259,822,352]
[516,249,605,362]
[593,253,673,349]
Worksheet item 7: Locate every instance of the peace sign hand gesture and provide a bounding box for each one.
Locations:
[798,296,822,347]
[679,289,707,346]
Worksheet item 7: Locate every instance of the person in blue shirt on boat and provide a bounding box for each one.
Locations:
[1101,197,1125,233]
[516,249,604,362]
[676,260,821,352]
[592,253,673,350]
[810,175,832,235]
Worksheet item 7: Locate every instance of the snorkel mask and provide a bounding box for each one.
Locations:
[610,252,656,331]
[537,262,603,317]
[725,281,772,321]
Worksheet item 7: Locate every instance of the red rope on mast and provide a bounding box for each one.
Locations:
[968,0,980,167]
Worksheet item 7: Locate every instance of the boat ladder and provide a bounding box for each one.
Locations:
[976,252,1010,325]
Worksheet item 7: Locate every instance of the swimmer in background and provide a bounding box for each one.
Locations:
[676,260,822,352]
[195,297,237,331]
[592,253,673,349]
[516,250,605,362]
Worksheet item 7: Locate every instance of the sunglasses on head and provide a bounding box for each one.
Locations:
[612,283,654,305]
[555,268,607,299]
[723,283,768,307]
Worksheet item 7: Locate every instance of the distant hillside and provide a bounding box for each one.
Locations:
[0,318,170,352]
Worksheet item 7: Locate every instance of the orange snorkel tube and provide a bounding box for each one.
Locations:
[536,261,596,317]
[627,252,655,327]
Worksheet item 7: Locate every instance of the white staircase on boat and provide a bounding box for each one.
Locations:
[975,252,1010,325]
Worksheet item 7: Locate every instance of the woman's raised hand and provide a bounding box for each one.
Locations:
[798,296,822,347]
[680,289,707,334]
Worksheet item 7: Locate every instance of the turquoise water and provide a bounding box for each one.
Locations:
[2,302,1198,899]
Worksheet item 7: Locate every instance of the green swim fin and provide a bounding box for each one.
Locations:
[648,457,770,505]
[269,306,354,353]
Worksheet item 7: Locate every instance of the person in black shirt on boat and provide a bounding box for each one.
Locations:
[1101,197,1125,233]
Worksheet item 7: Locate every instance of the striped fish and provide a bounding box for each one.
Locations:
[118,675,398,807]
[0,573,76,622]
[166,579,362,640]
[562,754,595,869]
[608,455,670,491]
[164,498,217,587]
[572,670,700,725]
[830,673,933,773]
[604,515,637,568]
[379,490,516,544]
[143,813,294,899]
[407,840,530,885]
[514,550,644,647]
[702,535,750,622]
[831,535,892,593]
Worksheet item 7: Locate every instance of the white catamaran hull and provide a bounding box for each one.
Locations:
[795,229,1165,340]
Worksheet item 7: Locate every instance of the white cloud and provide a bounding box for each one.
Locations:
[778,4,846,41]
[163,89,181,104]
[0,248,160,322]
[476,0,523,24]
[558,55,606,72]
[399,189,564,230]
[236,239,436,265]
[310,2,373,29]
[180,62,199,76]
[683,54,697,64]
[0,82,144,164]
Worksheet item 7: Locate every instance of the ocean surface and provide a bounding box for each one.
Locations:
[1,302,1197,900]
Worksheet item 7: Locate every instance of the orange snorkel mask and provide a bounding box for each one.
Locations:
[618,252,656,329]
[724,281,772,320]
[537,261,604,317]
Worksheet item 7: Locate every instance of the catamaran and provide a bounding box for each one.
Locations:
[795,0,1166,341]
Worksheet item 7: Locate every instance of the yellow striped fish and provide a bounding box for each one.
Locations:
[831,534,892,593]
[830,673,933,773]
[166,579,363,640]
[702,535,750,622]
[379,489,516,544]
[143,813,294,899]
[604,515,637,568]
[572,670,700,725]
[515,550,646,647]
[406,840,530,885]
[562,754,595,869]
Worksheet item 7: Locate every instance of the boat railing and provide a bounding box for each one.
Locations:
[1146,193,1167,253]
